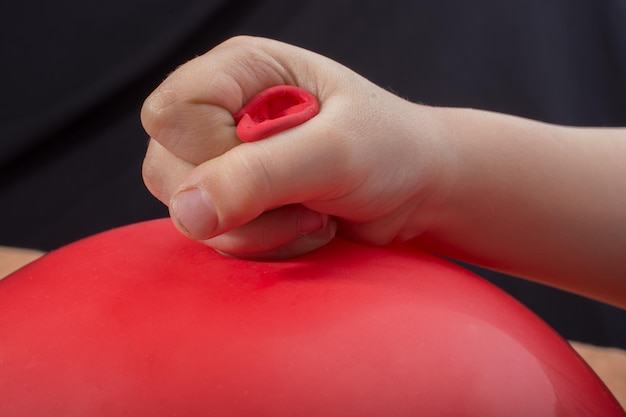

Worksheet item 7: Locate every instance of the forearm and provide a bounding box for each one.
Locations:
[417,107,626,307]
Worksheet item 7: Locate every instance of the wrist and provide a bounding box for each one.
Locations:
[382,102,460,243]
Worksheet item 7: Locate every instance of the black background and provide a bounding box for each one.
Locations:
[2,0,625,346]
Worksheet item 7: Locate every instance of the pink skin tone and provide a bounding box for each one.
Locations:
[141,36,626,308]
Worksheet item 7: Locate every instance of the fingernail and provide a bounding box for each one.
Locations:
[171,188,217,239]
[298,210,327,235]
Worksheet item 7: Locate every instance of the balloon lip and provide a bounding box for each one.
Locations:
[233,85,320,142]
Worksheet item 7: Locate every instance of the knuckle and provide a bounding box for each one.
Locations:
[220,35,263,50]
[142,139,197,206]
[140,77,185,142]
[141,155,162,198]
[221,34,252,47]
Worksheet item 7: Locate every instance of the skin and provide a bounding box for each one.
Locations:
[141,36,626,308]
[0,247,44,280]
[571,342,626,408]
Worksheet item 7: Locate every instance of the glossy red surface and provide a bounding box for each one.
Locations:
[0,219,623,416]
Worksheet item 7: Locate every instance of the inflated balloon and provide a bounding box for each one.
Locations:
[233,85,319,142]
[0,219,623,416]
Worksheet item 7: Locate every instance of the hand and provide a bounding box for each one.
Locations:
[141,36,448,259]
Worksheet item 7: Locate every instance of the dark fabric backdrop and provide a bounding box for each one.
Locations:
[2,0,625,346]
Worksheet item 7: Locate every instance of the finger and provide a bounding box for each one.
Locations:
[197,205,337,260]
[141,89,241,166]
[142,139,195,205]
[167,116,357,241]
[217,229,336,261]
[337,213,413,247]
[336,192,446,246]
[140,36,344,165]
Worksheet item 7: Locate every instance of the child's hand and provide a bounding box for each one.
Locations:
[141,36,447,259]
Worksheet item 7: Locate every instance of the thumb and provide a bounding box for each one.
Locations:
[168,123,348,240]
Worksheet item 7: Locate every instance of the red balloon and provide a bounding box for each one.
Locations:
[0,219,623,416]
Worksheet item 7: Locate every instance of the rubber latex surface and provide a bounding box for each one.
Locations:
[233,85,319,142]
[0,219,623,416]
